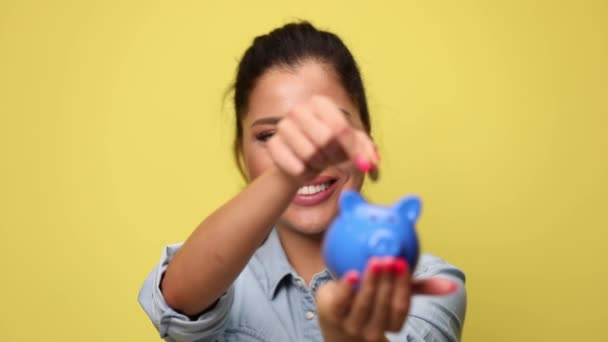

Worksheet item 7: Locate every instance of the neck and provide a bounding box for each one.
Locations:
[277,225,326,285]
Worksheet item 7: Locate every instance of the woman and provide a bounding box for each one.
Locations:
[138,22,466,342]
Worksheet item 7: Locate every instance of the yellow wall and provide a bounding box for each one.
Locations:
[1,0,606,341]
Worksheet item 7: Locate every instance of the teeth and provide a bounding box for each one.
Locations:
[297,181,331,196]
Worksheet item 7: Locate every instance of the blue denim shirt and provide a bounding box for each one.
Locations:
[138,229,466,342]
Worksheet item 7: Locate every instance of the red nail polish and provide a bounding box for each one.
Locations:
[355,156,372,173]
[369,259,382,275]
[345,271,360,285]
[383,257,396,272]
[449,282,459,293]
[394,258,409,275]
[394,259,405,274]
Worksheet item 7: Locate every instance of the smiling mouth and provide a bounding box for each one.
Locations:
[292,178,339,206]
[296,179,337,196]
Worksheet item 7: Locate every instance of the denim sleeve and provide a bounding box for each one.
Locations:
[138,243,234,342]
[387,254,467,342]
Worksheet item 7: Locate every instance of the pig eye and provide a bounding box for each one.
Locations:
[388,216,396,224]
[370,215,378,221]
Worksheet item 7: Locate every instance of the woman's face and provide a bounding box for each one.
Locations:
[240,60,366,236]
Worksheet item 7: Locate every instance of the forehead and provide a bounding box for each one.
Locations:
[243,61,358,125]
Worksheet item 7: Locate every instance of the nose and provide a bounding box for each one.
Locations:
[368,229,400,256]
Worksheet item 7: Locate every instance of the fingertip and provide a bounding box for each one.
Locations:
[413,278,460,296]
[344,270,360,286]
[368,257,383,275]
[449,281,459,293]
[355,156,372,173]
[394,258,409,275]
[436,278,459,294]
[382,256,396,273]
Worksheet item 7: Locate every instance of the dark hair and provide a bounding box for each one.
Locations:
[232,21,371,177]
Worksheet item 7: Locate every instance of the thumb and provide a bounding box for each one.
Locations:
[412,277,459,296]
[316,271,359,324]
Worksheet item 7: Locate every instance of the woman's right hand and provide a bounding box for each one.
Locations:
[266,95,379,184]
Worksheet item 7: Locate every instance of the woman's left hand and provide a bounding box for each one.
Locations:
[316,257,457,342]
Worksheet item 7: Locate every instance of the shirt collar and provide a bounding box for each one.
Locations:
[255,228,295,300]
[254,228,337,299]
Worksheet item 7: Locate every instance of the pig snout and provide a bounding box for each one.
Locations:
[367,229,400,256]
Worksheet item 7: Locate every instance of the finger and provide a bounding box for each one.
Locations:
[333,271,360,318]
[308,97,354,164]
[277,118,326,172]
[310,96,376,171]
[354,130,380,181]
[316,271,358,327]
[342,257,382,336]
[288,106,338,169]
[320,141,349,166]
[364,257,396,341]
[267,134,307,178]
[355,130,380,166]
[316,281,340,325]
[289,105,334,151]
[372,141,381,163]
[412,278,459,296]
[389,258,411,331]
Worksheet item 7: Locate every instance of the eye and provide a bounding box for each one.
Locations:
[370,215,378,222]
[255,130,275,142]
[388,216,396,224]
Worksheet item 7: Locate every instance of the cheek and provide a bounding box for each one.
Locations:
[338,161,365,190]
[350,171,364,190]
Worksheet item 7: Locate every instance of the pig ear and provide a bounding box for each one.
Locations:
[393,196,422,222]
[339,190,366,212]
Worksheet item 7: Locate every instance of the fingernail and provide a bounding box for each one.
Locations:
[394,258,408,275]
[369,258,382,275]
[345,271,360,285]
[383,257,396,272]
[355,156,372,173]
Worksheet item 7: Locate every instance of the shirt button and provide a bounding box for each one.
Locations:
[306,311,315,320]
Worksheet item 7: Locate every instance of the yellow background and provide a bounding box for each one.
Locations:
[1,0,606,341]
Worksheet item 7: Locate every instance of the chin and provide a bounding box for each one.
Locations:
[277,166,363,237]
[278,205,337,237]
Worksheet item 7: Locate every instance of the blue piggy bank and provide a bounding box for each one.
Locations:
[322,190,421,279]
